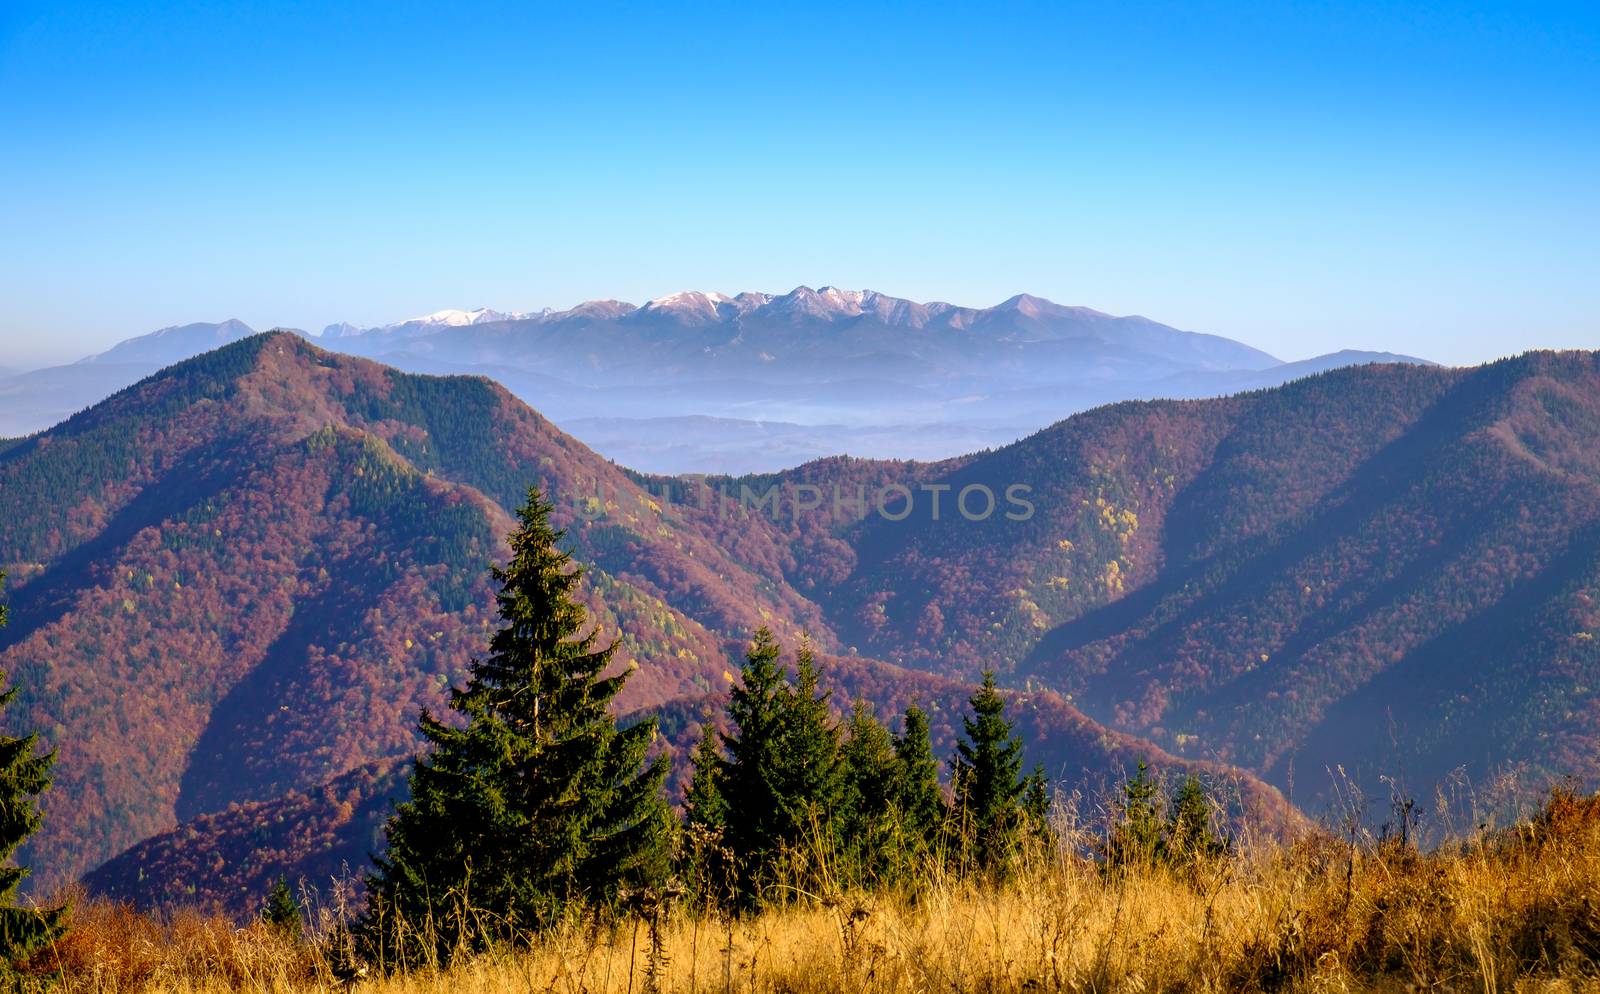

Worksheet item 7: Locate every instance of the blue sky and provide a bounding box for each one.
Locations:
[1,1,1595,367]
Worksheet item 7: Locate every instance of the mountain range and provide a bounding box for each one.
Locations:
[0,289,1428,472]
[0,332,1595,917]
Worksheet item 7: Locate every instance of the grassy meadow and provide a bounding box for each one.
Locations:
[32,785,1600,994]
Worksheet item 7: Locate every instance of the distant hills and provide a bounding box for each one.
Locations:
[0,333,1277,902]
[3,331,1590,919]
[741,353,1600,807]
[0,289,1430,471]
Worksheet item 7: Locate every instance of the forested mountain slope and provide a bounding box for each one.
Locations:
[692,353,1600,807]
[691,348,1600,806]
[0,333,820,884]
[6,334,1595,904]
[1023,352,1600,802]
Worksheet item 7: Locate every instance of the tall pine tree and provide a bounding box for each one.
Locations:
[719,627,789,905]
[720,630,842,907]
[0,573,67,989]
[681,720,730,904]
[891,705,946,860]
[775,638,843,851]
[950,671,1027,873]
[838,701,899,885]
[364,490,670,964]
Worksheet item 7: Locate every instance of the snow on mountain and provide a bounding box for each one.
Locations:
[404,307,524,327]
[637,290,731,320]
[319,287,1247,341]
[634,290,770,325]
[321,307,526,338]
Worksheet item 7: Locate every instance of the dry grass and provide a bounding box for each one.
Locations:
[34,789,1600,994]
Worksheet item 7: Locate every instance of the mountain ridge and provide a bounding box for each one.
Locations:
[1,290,1423,472]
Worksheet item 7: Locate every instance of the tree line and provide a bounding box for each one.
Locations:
[358,488,1220,968]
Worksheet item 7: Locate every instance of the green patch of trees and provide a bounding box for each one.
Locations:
[362,490,671,966]
[1103,763,1228,872]
[359,486,1238,968]
[682,650,1048,910]
[0,573,67,991]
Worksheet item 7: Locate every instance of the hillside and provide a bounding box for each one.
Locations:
[2,332,1273,898]
[0,333,825,885]
[1024,352,1600,802]
[9,335,1598,908]
[698,353,1600,809]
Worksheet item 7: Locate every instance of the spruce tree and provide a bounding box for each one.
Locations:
[1105,762,1162,869]
[262,878,302,939]
[950,671,1027,872]
[720,627,790,904]
[774,638,843,850]
[683,723,727,836]
[0,573,68,989]
[720,630,842,906]
[1165,774,1225,866]
[838,701,898,885]
[1022,764,1052,845]
[891,705,946,862]
[364,489,670,964]
[681,722,730,904]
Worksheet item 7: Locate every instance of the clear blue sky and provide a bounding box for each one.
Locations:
[1,1,1595,367]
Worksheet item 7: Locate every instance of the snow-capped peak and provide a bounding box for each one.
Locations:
[401,307,521,327]
[644,290,732,311]
[321,307,525,338]
[634,290,742,325]
[818,286,867,307]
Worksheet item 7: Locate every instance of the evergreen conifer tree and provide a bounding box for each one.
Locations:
[720,627,790,904]
[681,722,731,904]
[1022,764,1052,845]
[891,705,946,862]
[721,630,843,906]
[839,701,898,884]
[775,638,843,847]
[950,671,1027,872]
[364,489,670,963]
[1165,774,1225,866]
[262,878,302,939]
[0,573,68,990]
[1105,762,1163,869]
[683,723,727,836]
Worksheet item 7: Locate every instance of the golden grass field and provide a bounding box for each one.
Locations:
[33,787,1600,994]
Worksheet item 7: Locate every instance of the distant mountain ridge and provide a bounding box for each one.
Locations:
[3,333,1592,919]
[321,307,529,339]
[321,286,1282,372]
[82,319,259,366]
[0,289,1432,471]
